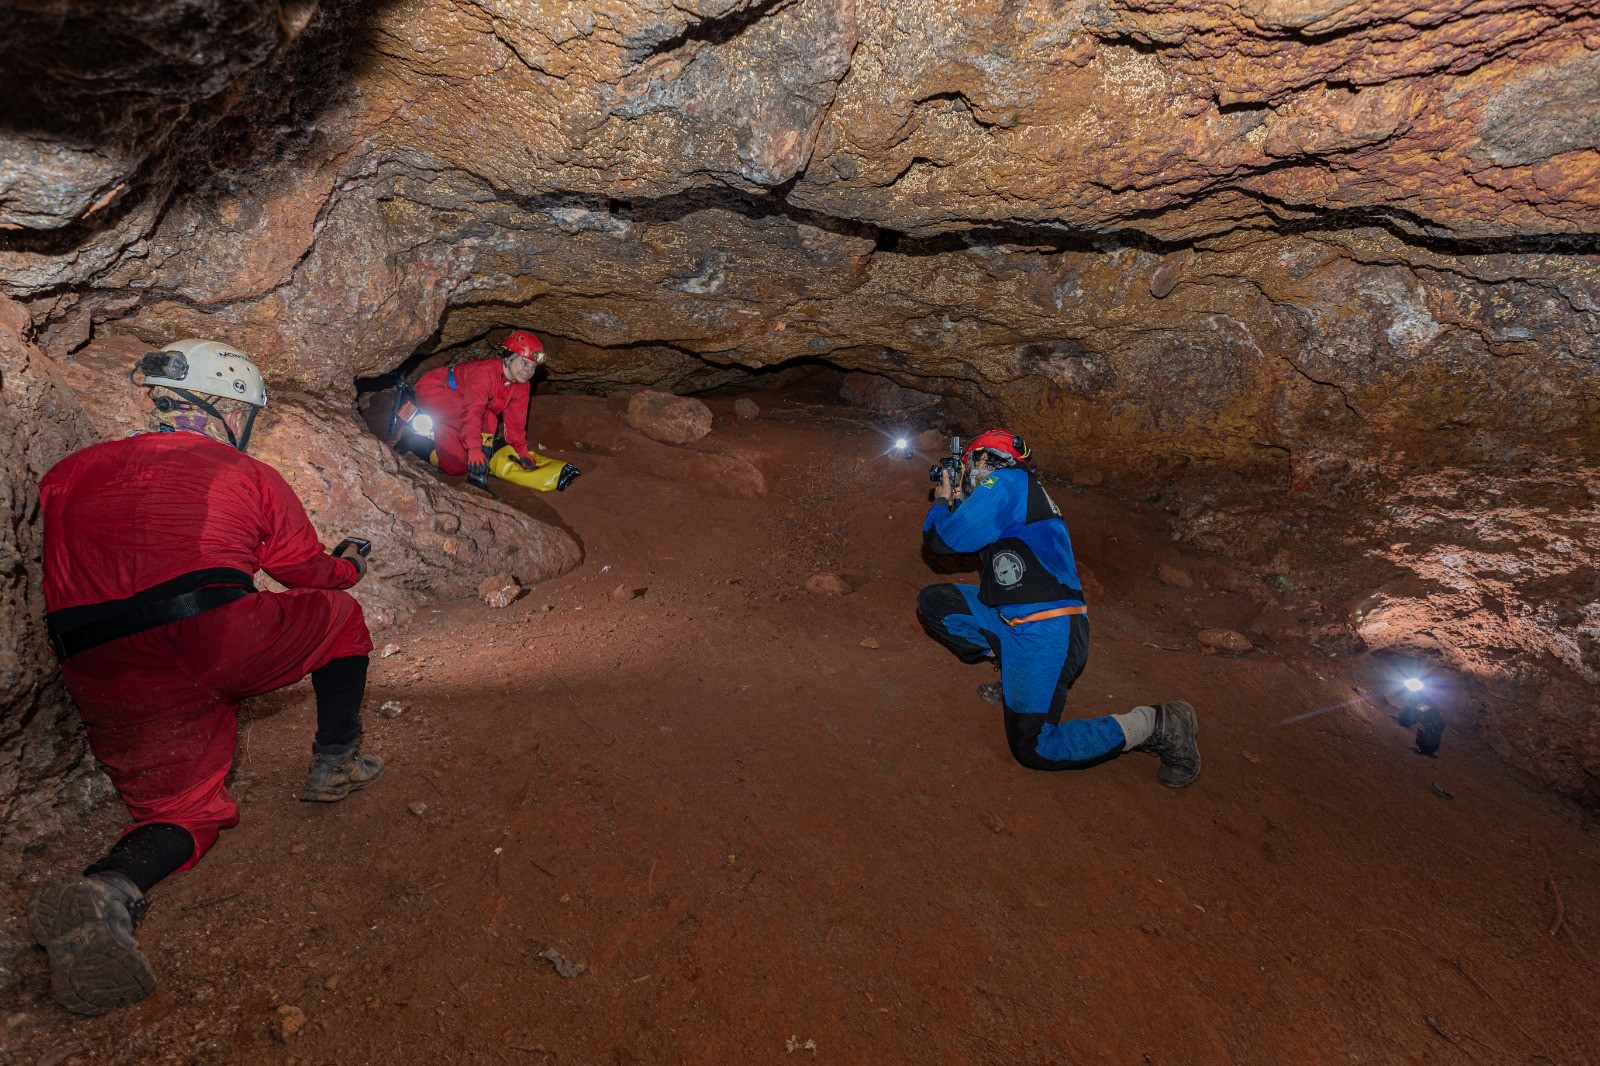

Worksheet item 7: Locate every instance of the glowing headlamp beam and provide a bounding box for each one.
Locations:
[1404,678,1423,692]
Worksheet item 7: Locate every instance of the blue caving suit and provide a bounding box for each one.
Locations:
[919,467,1127,770]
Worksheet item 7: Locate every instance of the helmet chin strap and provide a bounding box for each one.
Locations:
[171,388,256,451]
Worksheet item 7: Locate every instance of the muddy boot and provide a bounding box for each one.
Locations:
[29,873,155,1016]
[1136,701,1201,788]
[977,681,1004,706]
[299,749,384,802]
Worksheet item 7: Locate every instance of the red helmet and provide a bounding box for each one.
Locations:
[963,429,1030,464]
[501,329,544,361]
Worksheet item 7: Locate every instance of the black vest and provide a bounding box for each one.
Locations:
[977,474,1082,608]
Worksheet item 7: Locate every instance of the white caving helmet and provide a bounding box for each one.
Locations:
[139,339,268,406]
[136,339,268,450]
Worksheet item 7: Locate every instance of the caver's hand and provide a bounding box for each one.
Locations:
[332,540,368,580]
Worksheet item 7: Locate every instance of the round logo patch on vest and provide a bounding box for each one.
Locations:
[993,551,1026,587]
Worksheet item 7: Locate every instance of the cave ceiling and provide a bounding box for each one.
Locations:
[1,0,1598,485]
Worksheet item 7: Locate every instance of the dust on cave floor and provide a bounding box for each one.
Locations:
[4,389,1599,1066]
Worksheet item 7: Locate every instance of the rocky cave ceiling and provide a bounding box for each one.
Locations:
[3,0,1599,821]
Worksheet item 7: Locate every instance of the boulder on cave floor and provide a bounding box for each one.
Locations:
[625,390,714,445]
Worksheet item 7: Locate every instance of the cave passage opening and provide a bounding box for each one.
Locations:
[351,326,958,469]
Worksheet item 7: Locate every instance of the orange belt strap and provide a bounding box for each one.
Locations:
[1002,605,1088,627]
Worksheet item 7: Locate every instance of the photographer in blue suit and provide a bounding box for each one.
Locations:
[918,430,1201,786]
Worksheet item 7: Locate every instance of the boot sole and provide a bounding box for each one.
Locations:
[297,760,384,803]
[28,878,155,1016]
[1157,701,1201,788]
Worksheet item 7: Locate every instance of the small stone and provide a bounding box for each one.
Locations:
[5,1012,30,1031]
[379,643,401,658]
[477,573,521,609]
[1197,628,1254,653]
[379,700,406,718]
[274,1004,307,1042]
[734,398,759,419]
[1071,468,1105,487]
[537,947,587,978]
[1157,563,1194,588]
[323,974,341,991]
[805,572,851,596]
[290,842,309,855]
[859,637,880,649]
[409,802,428,816]
[1149,260,1180,299]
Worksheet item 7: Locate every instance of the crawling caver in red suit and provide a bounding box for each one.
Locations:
[411,329,543,485]
[27,339,383,1017]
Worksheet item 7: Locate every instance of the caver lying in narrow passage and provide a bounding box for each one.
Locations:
[917,430,1201,784]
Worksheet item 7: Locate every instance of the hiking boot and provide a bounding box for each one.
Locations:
[299,749,384,802]
[1136,701,1201,788]
[977,681,1004,706]
[29,873,155,1016]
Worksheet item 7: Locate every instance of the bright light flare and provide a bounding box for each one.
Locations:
[894,437,909,449]
[1404,678,1423,693]
[411,413,434,437]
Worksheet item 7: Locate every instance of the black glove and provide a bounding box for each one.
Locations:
[516,454,537,471]
[467,454,488,478]
[332,540,368,580]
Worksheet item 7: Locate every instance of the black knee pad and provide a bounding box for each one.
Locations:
[917,583,968,625]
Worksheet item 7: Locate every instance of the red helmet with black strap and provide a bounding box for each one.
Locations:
[963,428,1031,465]
[501,329,544,361]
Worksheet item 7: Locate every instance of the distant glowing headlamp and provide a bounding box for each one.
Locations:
[1404,678,1423,693]
[894,437,909,450]
[411,412,434,437]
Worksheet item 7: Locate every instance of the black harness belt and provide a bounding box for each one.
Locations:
[47,567,256,660]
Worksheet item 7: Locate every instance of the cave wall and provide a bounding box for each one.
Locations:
[0,298,105,848]
[2,1,1599,805]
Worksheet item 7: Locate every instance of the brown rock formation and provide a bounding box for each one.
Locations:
[1,0,1598,808]
[0,298,104,847]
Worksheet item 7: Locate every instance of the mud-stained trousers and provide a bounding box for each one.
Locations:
[60,588,373,870]
[918,583,1126,770]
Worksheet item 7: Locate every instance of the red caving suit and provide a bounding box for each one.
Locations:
[412,358,532,476]
[40,431,371,870]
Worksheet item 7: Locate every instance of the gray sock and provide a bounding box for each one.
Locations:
[1111,705,1157,750]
